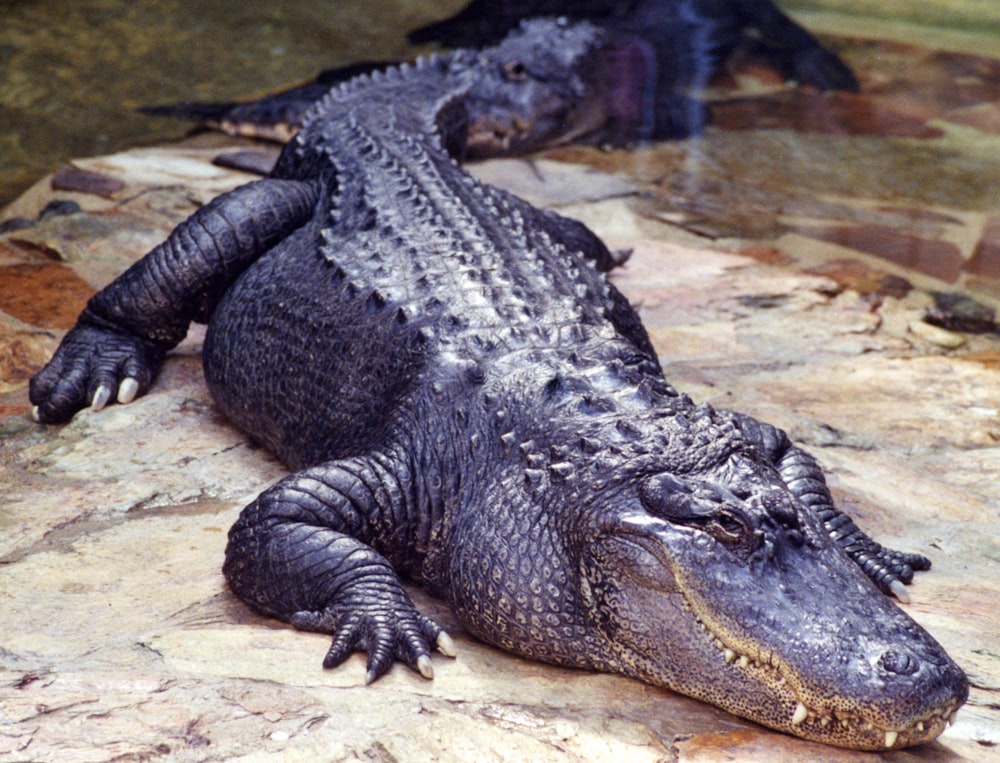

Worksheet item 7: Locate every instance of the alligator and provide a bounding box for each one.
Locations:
[411,0,858,140]
[142,0,856,146]
[30,18,966,751]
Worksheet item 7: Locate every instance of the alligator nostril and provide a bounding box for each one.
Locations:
[879,649,920,676]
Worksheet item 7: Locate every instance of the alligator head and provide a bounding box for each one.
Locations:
[460,18,615,157]
[572,406,969,750]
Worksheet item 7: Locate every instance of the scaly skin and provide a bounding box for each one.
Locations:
[30,19,965,750]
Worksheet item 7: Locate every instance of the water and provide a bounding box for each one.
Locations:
[3,0,1000,297]
[0,0,462,206]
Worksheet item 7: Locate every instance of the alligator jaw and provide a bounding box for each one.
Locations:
[689,612,960,749]
[598,512,968,751]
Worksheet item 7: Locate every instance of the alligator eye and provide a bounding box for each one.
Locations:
[502,61,529,82]
[707,507,753,546]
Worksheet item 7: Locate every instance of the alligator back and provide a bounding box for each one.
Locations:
[201,24,638,469]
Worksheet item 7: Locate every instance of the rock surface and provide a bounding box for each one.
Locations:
[1,137,997,762]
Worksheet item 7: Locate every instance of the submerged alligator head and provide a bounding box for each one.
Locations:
[459,18,614,157]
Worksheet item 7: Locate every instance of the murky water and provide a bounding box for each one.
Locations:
[3,0,1000,295]
[0,0,464,206]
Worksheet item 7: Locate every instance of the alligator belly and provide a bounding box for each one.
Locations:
[202,234,424,469]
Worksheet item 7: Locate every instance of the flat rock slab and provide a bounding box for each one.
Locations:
[1,139,998,763]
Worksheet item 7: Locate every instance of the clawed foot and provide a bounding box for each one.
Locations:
[820,505,931,603]
[846,540,931,605]
[831,516,931,603]
[30,324,165,423]
[291,601,456,683]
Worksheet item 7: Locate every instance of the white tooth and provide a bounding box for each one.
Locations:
[737,655,749,669]
[724,649,736,663]
[949,711,958,726]
[792,702,808,726]
[32,406,40,422]
[885,731,898,748]
[820,717,830,727]
[917,721,925,732]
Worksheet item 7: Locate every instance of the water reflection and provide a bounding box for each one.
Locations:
[3,1,1000,294]
[0,0,463,206]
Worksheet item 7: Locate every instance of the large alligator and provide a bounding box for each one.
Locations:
[143,0,856,146]
[30,18,966,751]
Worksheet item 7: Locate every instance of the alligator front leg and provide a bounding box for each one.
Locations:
[223,454,455,683]
[30,178,319,423]
[729,412,931,602]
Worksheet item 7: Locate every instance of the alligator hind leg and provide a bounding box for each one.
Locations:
[729,412,931,602]
[224,454,455,682]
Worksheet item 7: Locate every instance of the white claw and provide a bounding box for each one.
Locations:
[32,405,40,422]
[91,384,112,411]
[885,730,898,748]
[792,702,809,726]
[417,655,434,679]
[889,579,911,604]
[117,377,140,404]
[436,631,457,658]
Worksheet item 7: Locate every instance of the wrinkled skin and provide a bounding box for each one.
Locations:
[31,19,965,751]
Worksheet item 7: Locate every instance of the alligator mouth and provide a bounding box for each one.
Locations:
[467,117,535,156]
[688,611,961,750]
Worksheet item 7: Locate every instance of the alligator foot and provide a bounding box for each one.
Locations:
[291,594,455,683]
[823,511,931,604]
[29,323,166,423]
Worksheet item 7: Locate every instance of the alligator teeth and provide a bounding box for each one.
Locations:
[917,721,925,732]
[885,731,898,748]
[724,649,736,664]
[792,702,808,726]
[737,655,750,669]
